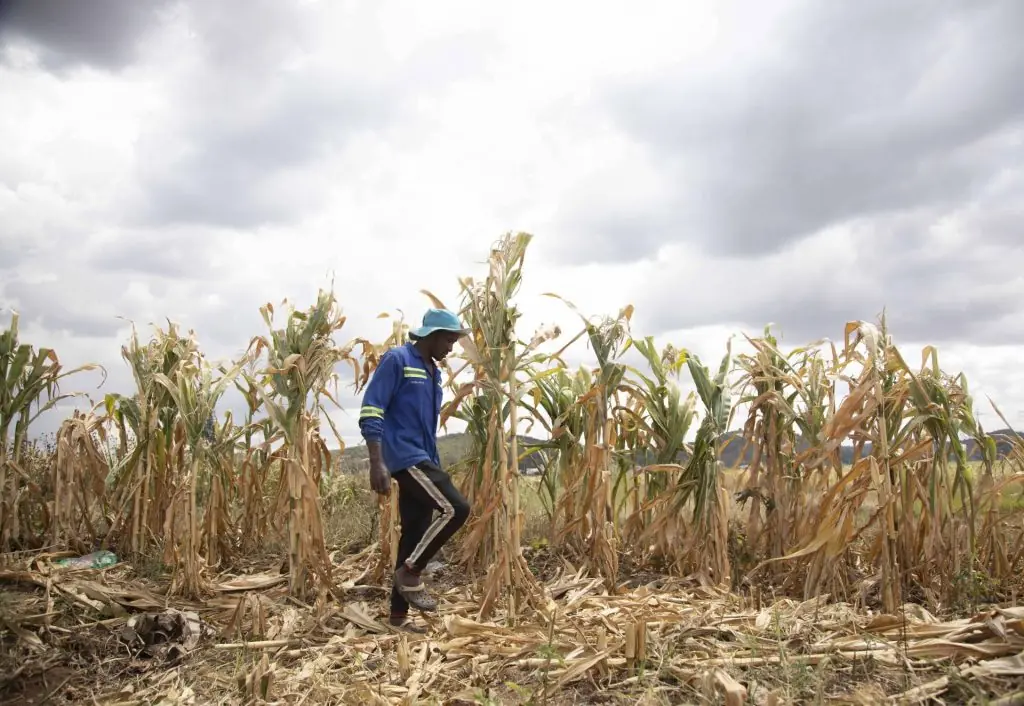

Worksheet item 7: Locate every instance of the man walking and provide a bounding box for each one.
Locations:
[358,308,472,632]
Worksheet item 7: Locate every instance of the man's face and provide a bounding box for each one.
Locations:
[428,331,462,361]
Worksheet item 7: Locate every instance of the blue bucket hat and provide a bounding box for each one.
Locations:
[409,308,470,340]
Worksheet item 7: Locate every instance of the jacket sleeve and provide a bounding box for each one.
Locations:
[359,351,401,443]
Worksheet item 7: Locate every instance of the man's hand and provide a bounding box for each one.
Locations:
[367,441,390,495]
[369,459,391,495]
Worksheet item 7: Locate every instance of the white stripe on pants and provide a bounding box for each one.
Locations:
[406,466,455,567]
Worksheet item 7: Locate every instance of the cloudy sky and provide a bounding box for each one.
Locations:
[2,0,1022,446]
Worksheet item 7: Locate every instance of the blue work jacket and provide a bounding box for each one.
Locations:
[358,342,443,474]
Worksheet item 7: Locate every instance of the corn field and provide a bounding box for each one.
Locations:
[2,231,1023,621]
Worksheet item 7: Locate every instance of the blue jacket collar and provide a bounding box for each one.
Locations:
[405,342,434,370]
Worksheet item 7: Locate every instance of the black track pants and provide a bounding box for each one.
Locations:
[389,462,470,616]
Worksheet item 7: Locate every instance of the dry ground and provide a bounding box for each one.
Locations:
[3,541,1024,706]
[3,469,1024,704]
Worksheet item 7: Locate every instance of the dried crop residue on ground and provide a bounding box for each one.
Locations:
[3,547,1024,705]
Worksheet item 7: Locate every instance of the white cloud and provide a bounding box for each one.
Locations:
[1,0,1021,452]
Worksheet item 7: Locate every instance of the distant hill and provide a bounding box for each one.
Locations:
[694,428,1022,467]
[709,428,1021,467]
[333,432,549,474]
[334,428,1021,475]
[964,429,1024,460]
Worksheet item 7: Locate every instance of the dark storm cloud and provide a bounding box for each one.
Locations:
[135,84,392,229]
[86,230,220,278]
[127,1,497,230]
[3,279,122,337]
[733,270,1023,348]
[564,0,1024,264]
[962,176,1024,248]
[128,0,386,229]
[636,206,1024,347]
[0,0,173,70]
[557,208,671,264]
